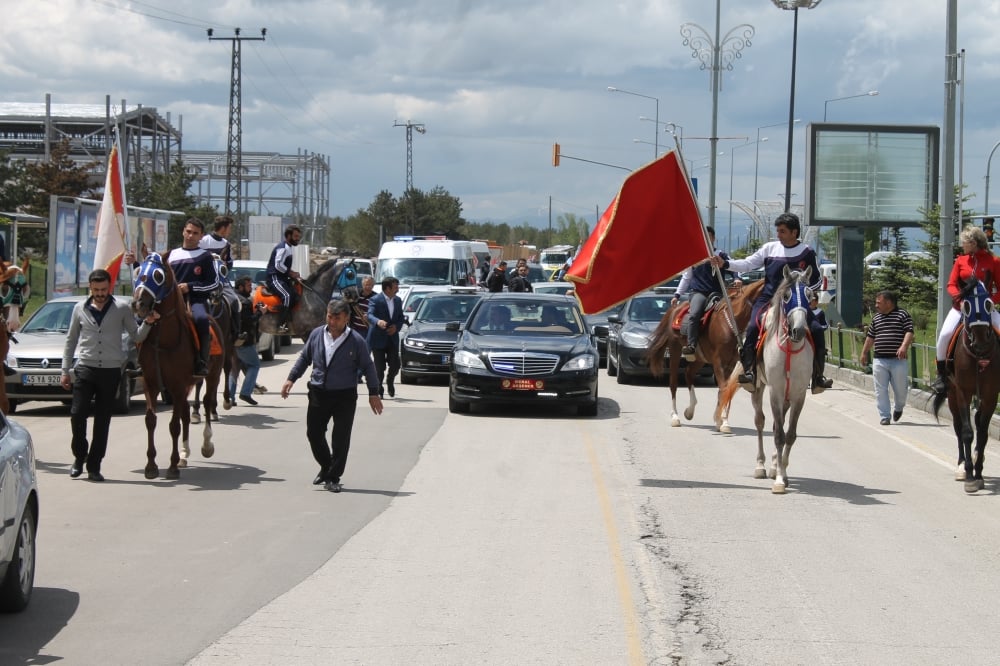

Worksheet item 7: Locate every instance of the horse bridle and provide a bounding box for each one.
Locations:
[961,291,996,363]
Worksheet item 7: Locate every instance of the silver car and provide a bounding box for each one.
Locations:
[0,411,38,612]
[4,295,141,414]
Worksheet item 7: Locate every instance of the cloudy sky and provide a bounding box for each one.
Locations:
[3,0,998,244]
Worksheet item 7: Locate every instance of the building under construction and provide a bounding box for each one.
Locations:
[0,93,330,243]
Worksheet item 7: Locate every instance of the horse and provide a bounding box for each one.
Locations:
[254,258,354,340]
[718,267,815,494]
[131,252,225,480]
[647,280,765,433]
[0,257,31,332]
[932,276,1000,493]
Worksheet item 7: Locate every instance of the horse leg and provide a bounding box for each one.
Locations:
[682,364,699,421]
[167,405,182,480]
[668,347,683,427]
[202,379,217,459]
[751,386,767,479]
[178,399,191,468]
[191,380,202,424]
[769,391,789,493]
[144,406,159,479]
[969,402,994,493]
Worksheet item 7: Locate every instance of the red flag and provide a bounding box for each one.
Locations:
[566,150,710,314]
[93,138,129,290]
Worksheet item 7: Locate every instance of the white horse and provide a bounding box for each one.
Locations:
[719,266,814,494]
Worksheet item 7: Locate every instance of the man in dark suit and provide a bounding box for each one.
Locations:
[366,277,405,398]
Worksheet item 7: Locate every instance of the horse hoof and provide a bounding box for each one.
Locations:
[144,466,159,480]
[683,408,695,420]
[202,444,215,459]
[955,465,967,481]
[191,412,201,424]
[719,424,731,434]
[671,416,681,427]
[223,400,232,411]
[754,469,768,479]
[964,480,982,493]
[166,468,180,480]
[771,483,787,494]
[768,469,777,480]
[177,458,188,468]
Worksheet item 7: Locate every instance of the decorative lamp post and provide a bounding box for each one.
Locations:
[823,90,878,121]
[770,0,822,213]
[681,0,754,227]
[640,117,684,151]
[608,87,660,158]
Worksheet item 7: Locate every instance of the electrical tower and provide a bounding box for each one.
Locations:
[394,120,426,233]
[209,27,266,227]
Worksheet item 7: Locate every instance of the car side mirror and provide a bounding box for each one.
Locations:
[607,314,621,324]
[403,316,411,326]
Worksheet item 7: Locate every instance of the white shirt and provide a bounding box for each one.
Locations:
[386,297,395,320]
[324,326,350,365]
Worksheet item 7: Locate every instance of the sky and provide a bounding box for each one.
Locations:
[3,0,1000,247]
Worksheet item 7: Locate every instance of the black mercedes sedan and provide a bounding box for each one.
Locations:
[448,293,599,416]
[400,290,483,384]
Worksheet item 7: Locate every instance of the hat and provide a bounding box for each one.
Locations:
[498,260,507,266]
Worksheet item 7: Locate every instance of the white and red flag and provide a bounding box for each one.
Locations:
[93,137,130,290]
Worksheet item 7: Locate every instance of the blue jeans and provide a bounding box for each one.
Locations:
[230,344,261,398]
[873,357,908,420]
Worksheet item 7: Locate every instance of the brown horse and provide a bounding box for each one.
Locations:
[647,280,764,433]
[932,276,1000,493]
[131,251,225,480]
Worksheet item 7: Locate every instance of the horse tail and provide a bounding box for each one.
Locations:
[931,386,947,422]
[715,369,743,424]
[646,310,674,377]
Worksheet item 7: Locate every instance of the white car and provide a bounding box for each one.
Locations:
[0,410,38,612]
[230,260,282,361]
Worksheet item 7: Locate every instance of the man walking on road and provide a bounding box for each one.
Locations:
[61,269,155,481]
[860,290,914,426]
[230,275,263,406]
[367,276,404,398]
[281,299,383,493]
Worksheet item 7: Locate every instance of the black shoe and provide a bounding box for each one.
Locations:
[87,471,105,482]
[737,370,756,385]
[324,481,343,493]
[387,381,395,398]
[69,461,84,478]
[239,394,258,406]
[126,367,143,378]
[931,376,947,394]
[681,344,696,356]
[313,473,326,485]
[193,361,209,378]
[880,417,891,426]
[893,410,903,422]
[811,376,833,394]
[277,324,290,334]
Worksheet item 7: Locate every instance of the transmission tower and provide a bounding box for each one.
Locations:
[394,120,426,233]
[209,27,266,225]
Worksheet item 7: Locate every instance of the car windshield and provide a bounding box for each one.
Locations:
[379,258,451,285]
[534,284,574,295]
[469,300,584,335]
[22,301,77,333]
[414,295,481,323]
[627,296,669,323]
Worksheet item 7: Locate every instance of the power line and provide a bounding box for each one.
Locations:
[87,0,222,29]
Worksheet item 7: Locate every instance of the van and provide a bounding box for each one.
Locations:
[817,263,836,304]
[865,251,929,271]
[539,244,575,274]
[469,241,492,283]
[375,238,477,289]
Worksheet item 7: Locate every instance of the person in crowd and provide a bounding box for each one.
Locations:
[367,276,404,398]
[672,226,740,360]
[281,299,383,493]
[710,212,833,393]
[266,224,303,333]
[860,290,914,426]
[486,260,508,292]
[169,218,222,378]
[229,275,263,406]
[509,264,534,293]
[482,304,512,331]
[61,269,156,481]
[199,215,242,341]
[350,276,376,337]
[810,293,828,331]
[931,224,1000,394]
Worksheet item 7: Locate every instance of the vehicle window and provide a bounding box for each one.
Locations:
[379,258,451,285]
[416,295,481,322]
[24,302,75,332]
[628,297,669,322]
[470,300,582,334]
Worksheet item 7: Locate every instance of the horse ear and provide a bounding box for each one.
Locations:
[804,265,812,281]
[782,265,791,279]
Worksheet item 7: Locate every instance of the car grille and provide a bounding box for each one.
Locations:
[422,341,455,354]
[18,357,63,369]
[487,352,559,376]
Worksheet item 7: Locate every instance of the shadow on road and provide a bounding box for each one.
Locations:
[640,476,899,505]
[0,587,80,664]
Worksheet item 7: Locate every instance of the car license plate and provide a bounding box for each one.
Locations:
[502,378,543,391]
[441,354,450,364]
[22,374,61,386]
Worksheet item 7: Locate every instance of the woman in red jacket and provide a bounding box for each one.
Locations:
[931,225,1000,393]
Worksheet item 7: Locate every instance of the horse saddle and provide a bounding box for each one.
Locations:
[670,295,722,332]
[185,320,223,356]
[252,286,284,313]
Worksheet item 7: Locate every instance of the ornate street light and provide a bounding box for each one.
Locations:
[681,0,754,227]
[823,90,878,121]
[608,87,659,158]
[639,117,684,151]
[771,0,822,212]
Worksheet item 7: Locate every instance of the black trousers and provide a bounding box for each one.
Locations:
[69,366,121,472]
[372,342,400,387]
[306,387,358,483]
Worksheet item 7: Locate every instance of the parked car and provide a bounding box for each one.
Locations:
[4,295,142,414]
[583,303,624,369]
[230,260,281,361]
[607,290,712,384]
[400,291,483,384]
[0,410,38,612]
[448,293,599,416]
[533,281,575,296]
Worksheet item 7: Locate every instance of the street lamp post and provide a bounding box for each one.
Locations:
[986,140,1000,215]
[823,90,878,121]
[729,139,759,252]
[639,117,684,151]
[608,87,659,158]
[771,0,822,213]
[681,0,754,227]
[753,119,800,206]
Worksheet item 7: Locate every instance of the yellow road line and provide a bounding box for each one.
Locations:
[584,430,644,665]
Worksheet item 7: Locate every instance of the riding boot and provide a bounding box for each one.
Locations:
[737,341,756,385]
[194,330,211,378]
[811,355,833,394]
[931,359,949,394]
[277,308,291,334]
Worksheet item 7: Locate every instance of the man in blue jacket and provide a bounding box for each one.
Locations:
[367,277,405,398]
[266,224,302,333]
[672,226,740,360]
[168,218,222,378]
[281,299,383,493]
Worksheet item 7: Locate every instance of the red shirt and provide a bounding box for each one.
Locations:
[947,249,1000,307]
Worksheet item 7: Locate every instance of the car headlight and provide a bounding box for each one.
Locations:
[621,331,652,347]
[453,349,486,369]
[6,354,16,369]
[403,337,427,349]
[562,354,596,371]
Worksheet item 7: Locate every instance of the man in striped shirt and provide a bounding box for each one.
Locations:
[860,290,914,426]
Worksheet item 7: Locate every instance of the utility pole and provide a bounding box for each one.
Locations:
[209,27,266,245]
[394,120,426,234]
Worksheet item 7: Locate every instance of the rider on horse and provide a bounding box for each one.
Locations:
[710,212,833,394]
[199,215,242,342]
[672,226,740,361]
[266,224,303,333]
[169,218,222,378]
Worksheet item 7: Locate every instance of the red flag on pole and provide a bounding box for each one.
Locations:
[566,150,710,314]
[93,137,129,291]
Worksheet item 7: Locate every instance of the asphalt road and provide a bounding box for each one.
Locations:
[5,350,1000,665]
